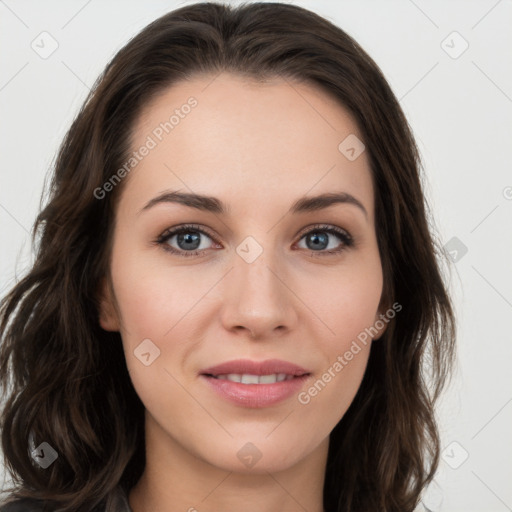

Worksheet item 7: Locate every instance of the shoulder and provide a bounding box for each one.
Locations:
[0,498,45,512]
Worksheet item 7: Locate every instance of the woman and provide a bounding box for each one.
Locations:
[0,2,456,511]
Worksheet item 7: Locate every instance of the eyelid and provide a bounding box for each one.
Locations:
[155,222,354,256]
[157,223,218,242]
[295,223,352,241]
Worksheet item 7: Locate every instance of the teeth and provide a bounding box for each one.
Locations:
[215,373,296,384]
[259,374,279,384]
[241,374,259,384]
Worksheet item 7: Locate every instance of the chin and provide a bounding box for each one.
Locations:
[197,434,315,474]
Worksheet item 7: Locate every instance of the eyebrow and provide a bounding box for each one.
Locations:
[139,190,368,218]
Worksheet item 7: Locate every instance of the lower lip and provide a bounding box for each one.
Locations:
[200,374,310,408]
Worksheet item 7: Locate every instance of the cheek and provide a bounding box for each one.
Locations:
[109,251,195,412]
[109,245,215,389]
[297,277,379,425]
[309,256,383,349]
[110,245,197,340]
[299,255,382,403]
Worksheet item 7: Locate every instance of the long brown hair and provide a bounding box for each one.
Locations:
[0,2,456,511]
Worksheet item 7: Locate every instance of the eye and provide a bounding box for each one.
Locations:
[155,224,219,257]
[295,224,354,256]
[155,223,354,258]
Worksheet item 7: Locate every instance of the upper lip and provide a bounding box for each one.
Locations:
[201,358,310,377]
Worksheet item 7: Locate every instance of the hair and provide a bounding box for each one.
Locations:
[0,2,456,511]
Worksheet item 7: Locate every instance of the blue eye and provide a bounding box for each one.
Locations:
[156,223,353,258]
[296,224,353,255]
[156,224,217,257]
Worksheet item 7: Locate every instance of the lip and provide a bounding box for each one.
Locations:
[200,358,311,408]
[200,358,310,377]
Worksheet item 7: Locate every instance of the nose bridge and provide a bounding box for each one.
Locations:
[219,236,296,336]
[233,239,285,310]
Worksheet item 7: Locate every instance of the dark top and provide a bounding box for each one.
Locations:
[0,490,429,511]
[0,485,133,511]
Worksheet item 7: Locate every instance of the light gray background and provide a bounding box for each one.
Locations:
[1,1,511,511]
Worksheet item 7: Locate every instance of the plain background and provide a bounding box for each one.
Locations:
[1,1,511,510]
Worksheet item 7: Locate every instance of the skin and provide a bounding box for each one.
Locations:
[99,72,387,512]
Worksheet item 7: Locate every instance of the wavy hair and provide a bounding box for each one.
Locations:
[0,2,456,511]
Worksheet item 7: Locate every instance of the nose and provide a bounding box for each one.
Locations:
[219,247,298,340]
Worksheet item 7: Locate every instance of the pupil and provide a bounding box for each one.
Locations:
[178,232,200,250]
[308,232,328,250]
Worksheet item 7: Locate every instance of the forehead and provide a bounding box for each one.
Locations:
[122,72,374,220]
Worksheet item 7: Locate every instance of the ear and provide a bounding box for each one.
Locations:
[97,277,120,332]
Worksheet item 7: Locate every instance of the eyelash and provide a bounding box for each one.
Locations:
[154,223,354,258]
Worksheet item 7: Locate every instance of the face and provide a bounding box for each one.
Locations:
[99,72,386,474]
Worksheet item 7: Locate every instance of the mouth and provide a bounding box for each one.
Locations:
[199,359,312,408]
